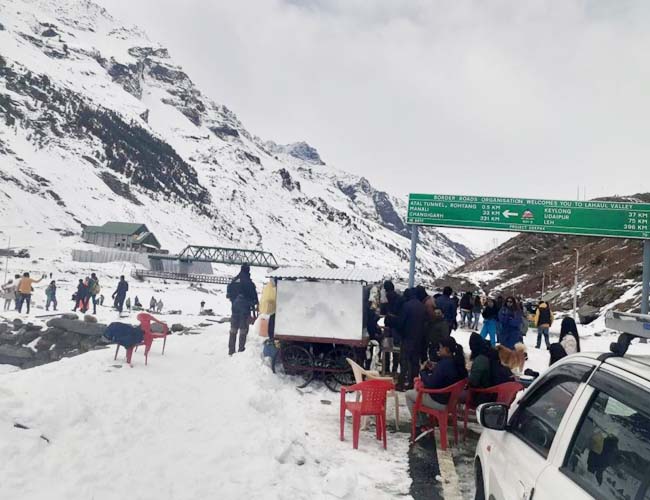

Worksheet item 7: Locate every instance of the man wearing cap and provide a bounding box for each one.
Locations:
[226,264,259,355]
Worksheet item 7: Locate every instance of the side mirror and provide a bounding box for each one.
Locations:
[477,403,509,431]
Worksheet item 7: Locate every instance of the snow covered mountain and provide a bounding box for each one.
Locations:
[0,0,472,277]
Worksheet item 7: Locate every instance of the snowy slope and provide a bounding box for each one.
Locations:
[0,0,472,278]
[0,325,411,500]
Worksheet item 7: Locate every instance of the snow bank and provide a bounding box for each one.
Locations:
[0,326,411,500]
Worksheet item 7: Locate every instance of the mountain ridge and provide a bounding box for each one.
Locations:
[0,0,473,277]
[439,193,650,317]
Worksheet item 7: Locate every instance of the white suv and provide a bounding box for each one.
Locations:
[474,312,650,500]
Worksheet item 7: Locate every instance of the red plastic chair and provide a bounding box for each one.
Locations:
[340,379,395,450]
[113,326,146,367]
[136,312,169,365]
[114,342,142,367]
[410,378,467,450]
[463,381,524,440]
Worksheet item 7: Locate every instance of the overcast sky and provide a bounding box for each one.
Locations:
[97,0,650,201]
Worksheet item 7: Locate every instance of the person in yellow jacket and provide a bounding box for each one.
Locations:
[259,280,277,339]
[17,272,46,314]
[534,301,554,349]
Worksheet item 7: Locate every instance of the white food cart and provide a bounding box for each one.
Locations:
[267,267,385,390]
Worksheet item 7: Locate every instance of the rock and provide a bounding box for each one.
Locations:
[21,359,50,369]
[19,330,41,346]
[84,315,98,323]
[0,345,34,366]
[46,318,106,336]
[171,323,185,332]
[151,322,165,333]
[40,327,66,342]
[79,337,99,352]
[35,338,54,352]
[198,322,211,327]
[12,318,23,330]
[60,313,78,320]
[0,332,16,344]
[56,331,82,349]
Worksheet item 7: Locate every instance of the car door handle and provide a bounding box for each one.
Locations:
[518,481,533,500]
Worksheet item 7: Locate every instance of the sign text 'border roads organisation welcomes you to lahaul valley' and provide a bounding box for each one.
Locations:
[407,193,650,239]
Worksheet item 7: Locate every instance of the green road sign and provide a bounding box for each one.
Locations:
[407,193,650,239]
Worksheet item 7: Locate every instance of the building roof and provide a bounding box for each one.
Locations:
[84,222,148,236]
[133,231,161,249]
[267,267,385,283]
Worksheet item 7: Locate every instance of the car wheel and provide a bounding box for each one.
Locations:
[475,459,486,500]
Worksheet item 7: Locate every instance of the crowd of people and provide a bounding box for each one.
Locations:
[0,271,171,318]
[1,272,48,314]
[367,280,582,423]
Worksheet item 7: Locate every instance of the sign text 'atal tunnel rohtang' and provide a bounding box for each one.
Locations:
[407,194,650,239]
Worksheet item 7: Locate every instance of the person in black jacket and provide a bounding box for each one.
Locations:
[426,308,450,361]
[435,286,457,331]
[405,336,467,422]
[467,333,513,405]
[480,298,499,346]
[382,281,404,375]
[459,291,473,328]
[396,289,426,391]
[227,264,259,355]
[111,276,129,313]
[73,279,90,313]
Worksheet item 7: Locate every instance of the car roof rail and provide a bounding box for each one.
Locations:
[604,311,650,357]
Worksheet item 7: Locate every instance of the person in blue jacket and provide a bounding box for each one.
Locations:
[435,286,457,331]
[405,336,467,423]
[498,296,523,349]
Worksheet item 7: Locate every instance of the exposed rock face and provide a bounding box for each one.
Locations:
[264,141,325,165]
[0,317,108,368]
[0,60,212,213]
[441,193,650,313]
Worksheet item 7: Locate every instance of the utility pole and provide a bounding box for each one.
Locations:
[641,240,650,342]
[2,236,9,284]
[541,271,546,298]
[573,248,579,320]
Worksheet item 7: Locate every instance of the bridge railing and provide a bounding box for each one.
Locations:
[131,269,232,284]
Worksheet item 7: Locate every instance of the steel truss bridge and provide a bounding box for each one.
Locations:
[151,245,279,268]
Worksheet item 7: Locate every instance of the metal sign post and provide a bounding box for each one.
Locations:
[641,241,650,343]
[408,225,418,288]
[573,249,579,320]
[643,241,650,315]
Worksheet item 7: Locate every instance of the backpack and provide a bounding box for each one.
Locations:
[91,281,101,295]
[226,279,241,301]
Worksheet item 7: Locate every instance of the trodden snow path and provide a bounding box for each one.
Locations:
[0,327,412,500]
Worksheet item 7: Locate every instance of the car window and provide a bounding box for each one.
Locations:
[562,390,650,500]
[510,379,579,458]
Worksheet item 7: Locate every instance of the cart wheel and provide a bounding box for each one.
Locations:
[273,345,314,388]
[323,346,356,392]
